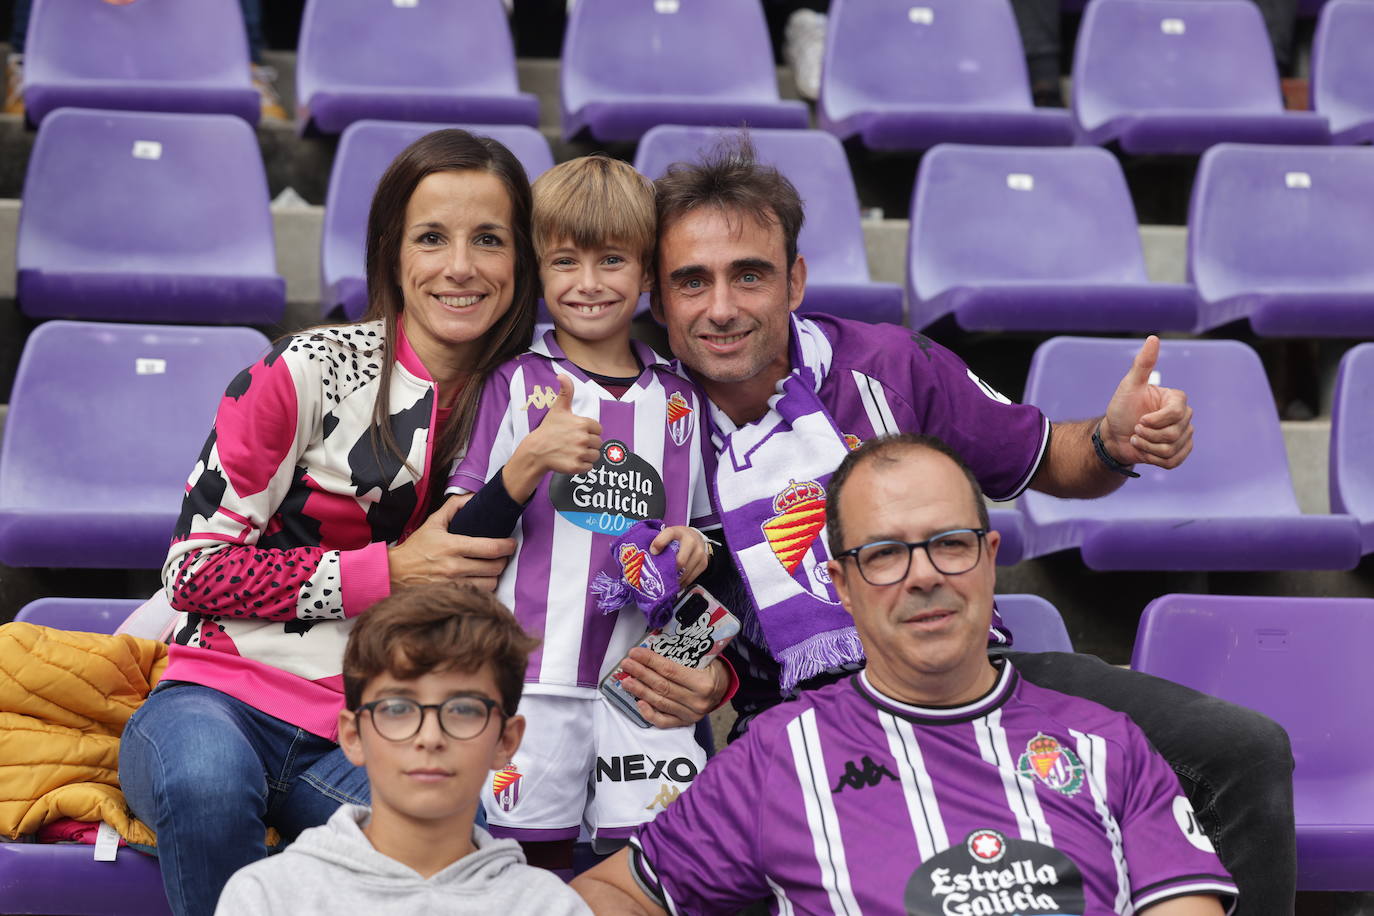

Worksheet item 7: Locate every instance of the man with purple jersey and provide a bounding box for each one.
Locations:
[626,137,1292,913]
[573,435,1236,916]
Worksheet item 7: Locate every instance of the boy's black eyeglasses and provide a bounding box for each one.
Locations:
[354,695,505,742]
[834,528,988,586]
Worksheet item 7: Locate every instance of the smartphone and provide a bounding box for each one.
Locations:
[599,586,740,728]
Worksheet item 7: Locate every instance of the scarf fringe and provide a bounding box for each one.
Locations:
[776,626,865,694]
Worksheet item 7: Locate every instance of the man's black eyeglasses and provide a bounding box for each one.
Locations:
[354,694,504,742]
[835,528,988,586]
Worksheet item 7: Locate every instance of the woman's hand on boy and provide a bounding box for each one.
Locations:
[650,526,709,585]
[387,494,515,592]
[504,374,602,502]
[618,649,729,729]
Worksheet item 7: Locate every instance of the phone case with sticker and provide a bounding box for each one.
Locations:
[599,586,740,728]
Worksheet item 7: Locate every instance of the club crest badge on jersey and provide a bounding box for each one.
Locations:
[1016,733,1086,797]
[665,391,694,447]
[843,433,862,451]
[492,763,523,812]
[761,478,838,604]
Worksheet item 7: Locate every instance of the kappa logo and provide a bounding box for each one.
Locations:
[831,755,898,793]
[644,783,682,811]
[519,384,559,411]
[492,763,523,812]
[1016,732,1086,797]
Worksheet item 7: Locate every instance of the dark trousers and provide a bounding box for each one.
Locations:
[1008,650,1297,916]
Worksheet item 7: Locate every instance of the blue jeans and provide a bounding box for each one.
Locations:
[1008,651,1297,916]
[119,683,370,916]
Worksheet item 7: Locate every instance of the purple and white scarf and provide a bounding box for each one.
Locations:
[704,317,862,693]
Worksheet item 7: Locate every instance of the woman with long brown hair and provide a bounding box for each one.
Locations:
[119,129,537,916]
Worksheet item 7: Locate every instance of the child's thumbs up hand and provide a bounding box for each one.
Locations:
[503,375,604,502]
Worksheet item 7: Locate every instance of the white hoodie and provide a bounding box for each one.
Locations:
[215,806,592,916]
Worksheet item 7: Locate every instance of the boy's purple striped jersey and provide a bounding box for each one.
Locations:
[631,663,1236,915]
[449,331,710,693]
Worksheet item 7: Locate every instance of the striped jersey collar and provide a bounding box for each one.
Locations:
[852,660,1017,725]
[530,327,667,372]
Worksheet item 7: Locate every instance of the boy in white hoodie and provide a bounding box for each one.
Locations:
[215,583,591,915]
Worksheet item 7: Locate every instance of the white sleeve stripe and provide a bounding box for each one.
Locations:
[1134,882,1238,912]
[850,370,897,437]
[786,709,862,916]
[1071,728,1132,915]
[879,711,948,857]
[995,414,1051,501]
[767,876,796,916]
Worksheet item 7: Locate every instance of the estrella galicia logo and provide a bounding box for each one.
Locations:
[548,439,666,535]
[907,830,1086,916]
[831,755,898,794]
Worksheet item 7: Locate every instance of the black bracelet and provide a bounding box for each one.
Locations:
[1092,427,1140,478]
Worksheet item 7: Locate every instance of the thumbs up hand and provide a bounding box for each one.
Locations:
[503,375,604,502]
[1100,336,1194,470]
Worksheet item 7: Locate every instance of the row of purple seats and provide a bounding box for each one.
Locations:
[23,0,1374,158]
[1134,593,1374,891]
[909,143,1374,338]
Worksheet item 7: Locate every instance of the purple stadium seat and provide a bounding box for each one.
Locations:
[1312,0,1374,144]
[1,597,170,915]
[1189,144,1374,336]
[1133,593,1374,890]
[13,598,141,634]
[17,109,284,325]
[1020,336,1361,570]
[908,145,1197,332]
[818,0,1073,151]
[1072,0,1330,153]
[994,594,1073,653]
[21,0,258,127]
[1331,342,1374,555]
[633,126,903,324]
[988,507,1025,567]
[560,0,808,143]
[323,121,554,321]
[0,321,270,569]
[296,0,538,135]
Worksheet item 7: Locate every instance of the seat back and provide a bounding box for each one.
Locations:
[561,0,781,113]
[1331,342,1374,530]
[0,321,269,525]
[1073,0,1285,132]
[14,599,143,635]
[1022,337,1299,521]
[910,145,1148,300]
[634,126,871,286]
[23,0,255,123]
[17,108,279,322]
[1188,144,1374,301]
[322,121,555,319]
[994,594,1073,653]
[821,0,1033,124]
[1312,0,1374,138]
[1133,593,1374,827]
[297,0,521,107]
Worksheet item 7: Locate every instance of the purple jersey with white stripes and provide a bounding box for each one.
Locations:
[632,662,1236,915]
[449,331,710,692]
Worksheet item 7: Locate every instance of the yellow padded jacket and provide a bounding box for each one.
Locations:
[0,622,166,845]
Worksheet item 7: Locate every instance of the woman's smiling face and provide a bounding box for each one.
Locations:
[398,169,516,374]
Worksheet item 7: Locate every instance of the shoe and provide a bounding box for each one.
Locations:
[4,53,23,117]
[783,8,826,102]
[251,63,288,121]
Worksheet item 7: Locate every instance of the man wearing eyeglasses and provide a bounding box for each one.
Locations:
[574,434,1236,915]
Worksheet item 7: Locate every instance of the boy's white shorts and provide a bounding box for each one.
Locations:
[481,692,707,842]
